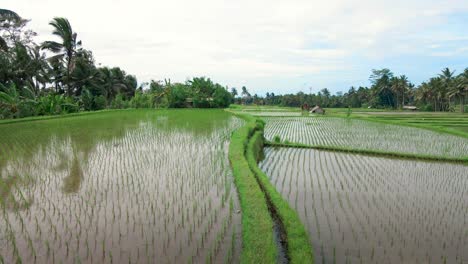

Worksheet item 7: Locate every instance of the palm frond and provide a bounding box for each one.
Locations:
[41,41,63,53]
[0,9,20,22]
[49,17,74,45]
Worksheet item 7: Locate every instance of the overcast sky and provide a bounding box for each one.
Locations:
[4,0,468,95]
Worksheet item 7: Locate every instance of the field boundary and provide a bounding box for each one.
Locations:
[227,113,277,263]
[266,141,468,164]
[237,111,468,139]
[352,116,468,139]
[228,111,315,263]
[0,109,131,125]
[246,129,315,263]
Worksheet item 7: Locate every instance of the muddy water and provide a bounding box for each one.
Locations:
[260,147,468,264]
[0,110,242,263]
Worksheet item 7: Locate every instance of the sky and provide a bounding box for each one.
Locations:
[3,0,468,95]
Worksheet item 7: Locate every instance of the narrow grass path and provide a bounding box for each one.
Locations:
[247,130,314,263]
[266,141,468,164]
[228,113,277,263]
[228,111,314,263]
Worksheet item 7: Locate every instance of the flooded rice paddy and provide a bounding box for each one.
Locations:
[0,109,243,263]
[263,117,468,158]
[260,147,468,263]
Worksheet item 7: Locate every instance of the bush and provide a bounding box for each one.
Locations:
[130,91,152,108]
[422,104,433,112]
[93,95,107,110]
[273,135,281,143]
[81,89,94,111]
[111,94,129,109]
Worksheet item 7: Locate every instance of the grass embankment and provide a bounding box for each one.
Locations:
[246,129,314,263]
[228,112,314,263]
[0,109,129,125]
[228,113,277,263]
[324,108,468,138]
[266,141,468,164]
[356,115,468,139]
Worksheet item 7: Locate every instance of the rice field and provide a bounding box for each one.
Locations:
[245,112,302,117]
[0,109,243,263]
[263,117,468,158]
[260,147,468,263]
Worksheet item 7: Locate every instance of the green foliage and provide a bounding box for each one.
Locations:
[212,86,233,108]
[130,91,152,109]
[167,84,188,108]
[110,94,129,109]
[346,107,352,117]
[93,95,107,110]
[228,113,277,263]
[273,135,281,143]
[80,89,93,111]
[246,131,314,263]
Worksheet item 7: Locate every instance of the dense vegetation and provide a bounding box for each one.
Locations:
[238,68,467,112]
[0,9,233,119]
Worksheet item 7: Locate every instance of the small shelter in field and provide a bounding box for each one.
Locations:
[185,98,194,108]
[402,105,418,111]
[310,105,325,114]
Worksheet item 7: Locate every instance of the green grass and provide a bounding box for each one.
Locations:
[227,113,277,263]
[246,130,314,263]
[354,114,468,138]
[266,141,468,164]
[228,111,315,263]
[321,108,468,138]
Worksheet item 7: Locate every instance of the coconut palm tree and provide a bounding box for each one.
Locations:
[41,17,81,95]
[449,68,468,113]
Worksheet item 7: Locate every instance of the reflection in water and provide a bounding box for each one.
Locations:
[62,154,84,194]
[0,110,243,263]
[0,173,34,211]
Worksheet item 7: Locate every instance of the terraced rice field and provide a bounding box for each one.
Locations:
[260,147,468,263]
[0,110,243,263]
[263,117,468,158]
[246,112,302,117]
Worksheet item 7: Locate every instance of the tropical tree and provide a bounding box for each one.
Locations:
[241,86,251,104]
[0,83,36,118]
[0,9,21,50]
[439,67,455,109]
[370,68,395,108]
[391,75,409,109]
[41,17,81,95]
[449,68,468,113]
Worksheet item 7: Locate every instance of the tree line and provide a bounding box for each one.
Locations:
[238,68,467,113]
[0,9,233,119]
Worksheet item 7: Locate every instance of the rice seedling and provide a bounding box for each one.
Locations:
[260,147,468,263]
[0,109,243,263]
[262,116,468,159]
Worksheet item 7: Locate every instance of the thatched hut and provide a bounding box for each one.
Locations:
[310,105,325,114]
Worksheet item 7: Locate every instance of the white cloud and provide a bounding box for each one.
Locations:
[3,0,468,94]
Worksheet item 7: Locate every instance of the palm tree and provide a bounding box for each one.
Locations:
[41,17,81,95]
[439,67,455,110]
[449,68,468,113]
[0,9,21,51]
